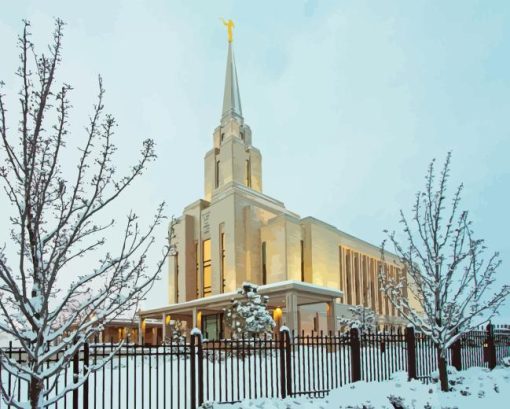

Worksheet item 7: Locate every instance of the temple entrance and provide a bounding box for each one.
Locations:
[202,313,223,340]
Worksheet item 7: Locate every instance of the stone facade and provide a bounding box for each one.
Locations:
[159,40,416,339]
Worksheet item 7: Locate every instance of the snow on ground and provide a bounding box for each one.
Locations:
[211,366,510,409]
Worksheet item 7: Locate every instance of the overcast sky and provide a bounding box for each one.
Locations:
[1,1,509,319]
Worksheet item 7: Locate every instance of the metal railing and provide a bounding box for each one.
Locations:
[1,324,509,408]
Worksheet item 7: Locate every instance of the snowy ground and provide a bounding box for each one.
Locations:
[211,366,510,409]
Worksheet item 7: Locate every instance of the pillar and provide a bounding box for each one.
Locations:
[326,301,336,334]
[284,292,298,333]
[138,316,143,344]
[192,307,198,329]
[162,313,167,343]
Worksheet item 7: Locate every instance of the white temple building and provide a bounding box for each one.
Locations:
[139,30,412,344]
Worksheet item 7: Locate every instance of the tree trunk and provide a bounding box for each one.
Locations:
[30,377,44,409]
[436,346,449,392]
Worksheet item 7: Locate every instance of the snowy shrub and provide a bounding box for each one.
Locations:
[224,283,275,339]
[387,395,405,409]
[164,320,186,345]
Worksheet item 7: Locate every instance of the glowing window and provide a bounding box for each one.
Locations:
[203,239,212,296]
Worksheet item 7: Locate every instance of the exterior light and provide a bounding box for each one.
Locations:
[273,307,283,325]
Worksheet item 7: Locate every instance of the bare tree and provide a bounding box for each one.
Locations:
[0,20,171,408]
[337,305,376,334]
[379,152,509,391]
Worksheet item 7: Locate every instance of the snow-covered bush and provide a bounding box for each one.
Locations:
[164,320,185,345]
[224,283,275,339]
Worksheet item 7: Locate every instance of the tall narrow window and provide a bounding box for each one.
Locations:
[261,241,267,285]
[377,261,383,314]
[354,252,360,305]
[246,159,251,187]
[345,250,352,305]
[362,255,368,307]
[203,239,212,296]
[390,266,396,316]
[174,252,179,302]
[300,240,304,282]
[370,258,376,312]
[215,160,220,188]
[384,263,390,315]
[220,232,226,293]
[339,247,344,291]
[195,242,199,297]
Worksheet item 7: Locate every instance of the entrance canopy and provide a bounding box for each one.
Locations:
[139,280,343,342]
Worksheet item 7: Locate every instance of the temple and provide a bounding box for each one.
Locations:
[138,29,415,344]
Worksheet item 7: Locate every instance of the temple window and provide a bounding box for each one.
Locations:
[203,239,212,296]
[220,230,226,293]
[300,240,305,282]
[261,241,267,285]
[215,160,220,188]
[246,158,251,187]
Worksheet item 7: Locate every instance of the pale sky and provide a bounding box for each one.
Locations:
[1,1,509,319]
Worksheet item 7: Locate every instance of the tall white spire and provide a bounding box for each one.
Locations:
[221,42,243,124]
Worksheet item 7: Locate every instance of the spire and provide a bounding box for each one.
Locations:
[221,42,243,124]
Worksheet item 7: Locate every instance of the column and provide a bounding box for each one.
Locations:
[162,313,167,343]
[192,307,198,329]
[138,316,143,344]
[326,300,336,333]
[284,292,299,333]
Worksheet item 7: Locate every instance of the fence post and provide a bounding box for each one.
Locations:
[197,332,204,407]
[279,330,287,398]
[83,342,89,409]
[451,333,462,371]
[405,326,417,380]
[486,322,497,369]
[190,332,196,409]
[72,345,79,409]
[283,328,292,397]
[350,327,361,382]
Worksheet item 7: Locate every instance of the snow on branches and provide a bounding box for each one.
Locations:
[379,152,509,391]
[224,283,275,339]
[0,20,172,408]
[337,305,376,334]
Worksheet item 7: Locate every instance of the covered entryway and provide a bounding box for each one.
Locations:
[139,280,343,344]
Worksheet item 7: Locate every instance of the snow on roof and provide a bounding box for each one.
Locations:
[140,280,342,316]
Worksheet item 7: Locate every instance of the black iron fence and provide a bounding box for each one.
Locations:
[1,324,509,408]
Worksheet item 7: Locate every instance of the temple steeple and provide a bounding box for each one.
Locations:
[203,21,262,202]
[221,42,243,124]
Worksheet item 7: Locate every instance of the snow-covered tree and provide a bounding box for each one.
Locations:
[337,305,376,334]
[164,319,185,345]
[224,283,275,339]
[0,20,171,408]
[379,152,509,391]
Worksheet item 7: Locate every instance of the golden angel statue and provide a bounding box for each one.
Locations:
[222,18,235,43]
